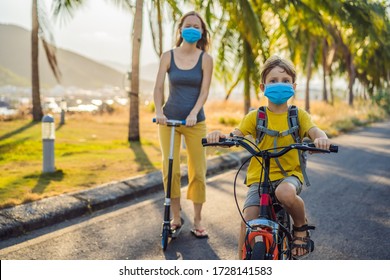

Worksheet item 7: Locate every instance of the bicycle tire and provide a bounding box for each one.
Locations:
[277,209,292,260]
[251,241,266,260]
[161,227,169,251]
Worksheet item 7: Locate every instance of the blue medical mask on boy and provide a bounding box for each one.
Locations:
[264,83,295,105]
[181,27,202,44]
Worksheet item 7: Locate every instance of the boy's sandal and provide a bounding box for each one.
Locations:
[291,224,315,260]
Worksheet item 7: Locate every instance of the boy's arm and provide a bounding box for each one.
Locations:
[308,126,331,150]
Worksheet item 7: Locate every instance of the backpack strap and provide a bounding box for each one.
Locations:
[288,105,300,143]
[256,106,279,145]
[288,105,311,187]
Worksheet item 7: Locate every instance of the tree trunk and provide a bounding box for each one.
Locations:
[329,68,334,106]
[157,0,163,57]
[322,38,328,103]
[31,0,43,122]
[305,39,316,113]
[157,0,165,104]
[243,40,251,114]
[326,44,337,106]
[128,0,143,142]
[346,52,356,106]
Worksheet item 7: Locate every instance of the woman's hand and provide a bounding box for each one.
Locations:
[185,114,197,127]
[155,113,167,125]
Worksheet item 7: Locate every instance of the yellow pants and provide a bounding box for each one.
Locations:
[158,121,207,203]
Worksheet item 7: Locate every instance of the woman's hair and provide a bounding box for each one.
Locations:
[260,55,296,83]
[175,11,210,51]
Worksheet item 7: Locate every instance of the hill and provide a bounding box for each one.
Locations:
[0,24,155,92]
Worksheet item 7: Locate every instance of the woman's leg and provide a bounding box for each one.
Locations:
[181,122,207,229]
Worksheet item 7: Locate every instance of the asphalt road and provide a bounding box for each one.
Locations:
[0,121,389,260]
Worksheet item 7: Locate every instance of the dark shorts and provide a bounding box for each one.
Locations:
[243,176,303,210]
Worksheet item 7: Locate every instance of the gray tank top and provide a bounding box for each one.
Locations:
[163,50,205,122]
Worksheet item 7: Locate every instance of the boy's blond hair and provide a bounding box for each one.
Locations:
[260,55,296,84]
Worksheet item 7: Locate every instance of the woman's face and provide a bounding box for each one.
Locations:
[181,15,203,34]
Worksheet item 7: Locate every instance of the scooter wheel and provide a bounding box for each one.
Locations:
[161,227,169,250]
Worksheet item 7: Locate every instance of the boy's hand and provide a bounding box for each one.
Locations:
[313,137,331,151]
[206,131,227,143]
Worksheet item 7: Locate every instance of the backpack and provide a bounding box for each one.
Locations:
[255,105,311,187]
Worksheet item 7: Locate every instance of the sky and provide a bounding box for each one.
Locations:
[0,0,176,70]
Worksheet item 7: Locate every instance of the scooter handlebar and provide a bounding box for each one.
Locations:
[152,118,186,126]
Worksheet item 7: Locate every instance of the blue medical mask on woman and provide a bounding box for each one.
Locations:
[181,27,202,44]
[264,83,295,104]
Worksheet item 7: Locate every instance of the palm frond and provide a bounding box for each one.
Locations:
[41,39,62,83]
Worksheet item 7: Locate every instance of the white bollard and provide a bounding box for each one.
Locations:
[42,115,55,173]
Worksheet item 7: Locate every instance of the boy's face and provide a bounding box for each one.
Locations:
[260,66,296,91]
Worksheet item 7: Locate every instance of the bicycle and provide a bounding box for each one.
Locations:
[153,118,186,251]
[202,135,338,259]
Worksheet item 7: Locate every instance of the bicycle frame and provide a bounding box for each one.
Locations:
[242,150,284,260]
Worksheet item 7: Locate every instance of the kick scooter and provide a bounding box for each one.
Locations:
[154,118,185,250]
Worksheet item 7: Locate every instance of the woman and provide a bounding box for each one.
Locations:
[153,11,213,238]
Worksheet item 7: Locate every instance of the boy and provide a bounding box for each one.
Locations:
[205,55,332,259]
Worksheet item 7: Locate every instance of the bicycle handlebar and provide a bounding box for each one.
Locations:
[201,136,338,158]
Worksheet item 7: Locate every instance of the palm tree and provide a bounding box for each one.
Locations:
[127,0,143,142]
[197,0,266,113]
[53,0,185,141]
[311,0,390,106]
[147,0,182,106]
[31,0,61,122]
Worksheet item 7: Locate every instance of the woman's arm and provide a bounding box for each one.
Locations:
[153,51,170,125]
[186,53,214,126]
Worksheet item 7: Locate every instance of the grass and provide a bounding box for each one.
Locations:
[0,99,387,209]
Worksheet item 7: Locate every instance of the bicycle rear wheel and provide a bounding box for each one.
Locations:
[251,241,266,260]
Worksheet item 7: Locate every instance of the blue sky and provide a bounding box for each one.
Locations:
[0,0,173,68]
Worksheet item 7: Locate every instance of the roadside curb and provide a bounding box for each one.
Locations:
[0,151,250,240]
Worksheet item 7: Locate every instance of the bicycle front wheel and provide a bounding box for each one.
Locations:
[251,241,266,260]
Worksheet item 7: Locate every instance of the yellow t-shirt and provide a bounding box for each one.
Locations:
[238,107,316,186]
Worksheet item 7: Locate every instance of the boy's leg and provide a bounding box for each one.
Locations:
[238,206,259,259]
[274,178,309,257]
[238,183,262,259]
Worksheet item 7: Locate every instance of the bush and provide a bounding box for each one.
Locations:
[372,88,390,114]
[218,116,240,126]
